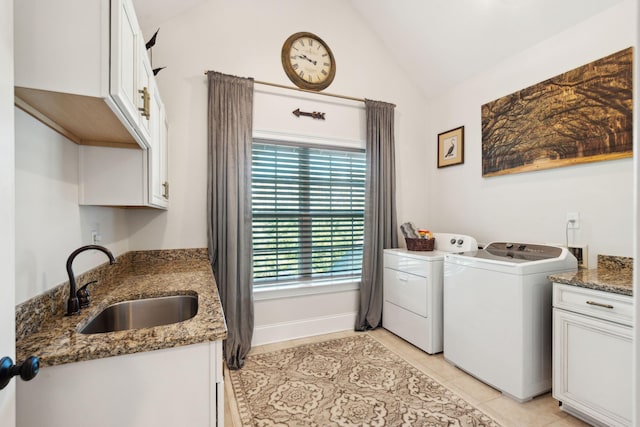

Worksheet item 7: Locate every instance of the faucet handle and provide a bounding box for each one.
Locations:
[77,280,97,309]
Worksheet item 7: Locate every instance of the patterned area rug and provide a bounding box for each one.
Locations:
[228,334,501,426]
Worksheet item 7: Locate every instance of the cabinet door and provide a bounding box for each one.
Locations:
[17,342,218,427]
[553,309,631,426]
[149,81,169,208]
[136,40,153,143]
[160,109,169,203]
[110,0,140,135]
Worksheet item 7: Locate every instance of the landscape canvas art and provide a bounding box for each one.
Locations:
[481,47,633,177]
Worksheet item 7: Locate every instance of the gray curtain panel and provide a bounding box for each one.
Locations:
[356,99,399,331]
[206,71,254,369]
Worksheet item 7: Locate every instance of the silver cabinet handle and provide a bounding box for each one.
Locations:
[162,181,169,199]
[586,300,614,309]
[138,87,150,119]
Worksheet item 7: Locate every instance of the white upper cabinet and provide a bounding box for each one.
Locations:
[14,0,155,149]
[110,0,145,142]
[15,0,170,209]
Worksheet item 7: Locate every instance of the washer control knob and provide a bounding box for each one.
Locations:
[505,243,514,249]
[518,244,526,251]
[457,239,464,245]
[450,238,457,245]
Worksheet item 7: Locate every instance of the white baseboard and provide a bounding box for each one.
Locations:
[252,312,357,346]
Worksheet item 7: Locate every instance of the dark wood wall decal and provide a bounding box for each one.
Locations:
[481,47,633,177]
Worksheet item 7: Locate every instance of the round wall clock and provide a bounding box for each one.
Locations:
[281,32,336,91]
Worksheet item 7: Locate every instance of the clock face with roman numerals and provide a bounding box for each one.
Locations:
[281,32,336,91]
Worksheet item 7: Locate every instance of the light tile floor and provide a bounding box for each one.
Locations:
[224,329,589,427]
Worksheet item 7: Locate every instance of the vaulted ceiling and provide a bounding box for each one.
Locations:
[133,0,625,98]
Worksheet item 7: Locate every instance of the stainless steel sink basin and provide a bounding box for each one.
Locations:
[79,294,198,334]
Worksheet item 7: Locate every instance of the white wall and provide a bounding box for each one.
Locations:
[129,0,430,338]
[1,0,16,423]
[253,289,359,346]
[14,110,130,304]
[425,0,636,268]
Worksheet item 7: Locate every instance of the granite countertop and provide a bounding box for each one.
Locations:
[549,255,633,296]
[16,249,227,368]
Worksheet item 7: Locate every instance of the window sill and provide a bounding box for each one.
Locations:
[253,279,360,301]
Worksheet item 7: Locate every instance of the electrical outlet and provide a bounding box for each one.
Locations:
[566,212,580,229]
[91,222,102,244]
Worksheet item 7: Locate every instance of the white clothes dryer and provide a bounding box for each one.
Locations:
[383,233,477,354]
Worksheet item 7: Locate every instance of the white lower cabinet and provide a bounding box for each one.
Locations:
[17,341,224,427]
[552,283,632,426]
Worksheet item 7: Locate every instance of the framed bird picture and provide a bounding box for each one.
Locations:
[438,126,464,168]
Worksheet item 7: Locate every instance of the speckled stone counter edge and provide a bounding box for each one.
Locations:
[549,254,633,296]
[15,248,228,367]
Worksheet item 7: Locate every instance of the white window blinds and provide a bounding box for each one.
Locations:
[252,141,366,286]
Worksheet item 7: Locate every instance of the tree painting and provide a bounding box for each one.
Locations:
[481,47,633,177]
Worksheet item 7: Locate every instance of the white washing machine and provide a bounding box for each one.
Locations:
[443,242,577,402]
[383,233,477,354]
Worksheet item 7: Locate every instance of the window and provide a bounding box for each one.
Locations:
[252,141,366,287]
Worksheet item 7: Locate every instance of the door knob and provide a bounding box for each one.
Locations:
[0,356,39,390]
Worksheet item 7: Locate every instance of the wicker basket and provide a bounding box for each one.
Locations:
[405,237,435,251]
